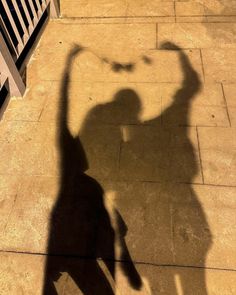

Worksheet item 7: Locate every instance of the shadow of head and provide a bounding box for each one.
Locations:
[113,88,142,121]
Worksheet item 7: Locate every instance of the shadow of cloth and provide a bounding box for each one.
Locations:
[77,44,212,294]
[43,47,142,295]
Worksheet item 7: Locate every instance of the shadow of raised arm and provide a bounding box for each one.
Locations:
[145,42,202,126]
[58,45,88,175]
[161,42,202,104]
[59,45,83,136]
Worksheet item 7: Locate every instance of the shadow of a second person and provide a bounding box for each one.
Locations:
[77,42,212,294]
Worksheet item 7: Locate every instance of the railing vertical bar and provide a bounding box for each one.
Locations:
[0,15,18,58]
[50,0,60,18]
[28,0,39,23]
[0,32,25,96]
[0,72,8,87]
[34,0,43,15]
[1,0,24,53]
[20,0,34,29]
[41,0,47,9]
[11,0,29,41]
[43,0,50,8]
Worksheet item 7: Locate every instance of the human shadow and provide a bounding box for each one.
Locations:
[77,42,212,294]
[44,41,212,294]
[43,46,142,294]
[139,42,213,294]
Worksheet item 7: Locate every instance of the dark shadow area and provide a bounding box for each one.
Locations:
[43,46,142,294]
[104,54,153,73]
[16,8,48,71]
[44,41,212,294]
[137,42,212,294]
[0,83,8,109]
[83,47,153,73]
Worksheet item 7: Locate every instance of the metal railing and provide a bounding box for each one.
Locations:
[0,0,59,101]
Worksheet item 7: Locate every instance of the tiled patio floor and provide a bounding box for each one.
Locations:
[0,1,236,294]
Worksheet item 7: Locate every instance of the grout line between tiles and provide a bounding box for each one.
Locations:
[221,83,232,127]
[199,49,205,83]
[1,249,236,272]
[196,126,205,184]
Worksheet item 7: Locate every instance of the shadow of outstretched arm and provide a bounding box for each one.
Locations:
[145,42,202,126]
[58,45,88,176]
[160,42,202,104]
[59,46,82,135]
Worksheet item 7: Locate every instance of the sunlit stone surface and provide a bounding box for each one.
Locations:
[0,0,236,294]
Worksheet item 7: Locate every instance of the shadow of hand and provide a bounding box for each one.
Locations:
[69,44,84,57]
[160,42,182,51]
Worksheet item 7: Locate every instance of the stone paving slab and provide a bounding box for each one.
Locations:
[0,253,45,295]
[0,176,20,233]
[38,81,162,127]
[0,124,202,182]
[1,2,236,293]
[60,0,236,19]
[0,176,58,252]
[28,49,203,85]
[36,22,156,56]
[134,263,236,295]
[0,121,120,179]
[4,79,227,128]
[161,105,229,127]
[198,127,236,186]
[3,82,53,122]
[1,175,236,270]
[223,83,236,107]
[176,0,236,17]
[61,0,175,18]
[202,0,236,16]
[119,128,203,183]
[158,23,236,49]
[37,81,226,127]
[182,184,236,268]
[202,49,236,83]
[60,0,236,22]
[175,1,206,16]
[103,181,236,269]
[26,21,206,84]
[0,249,236,294]
[0,121,59,177]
